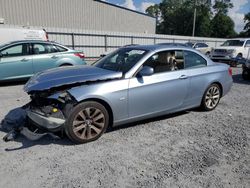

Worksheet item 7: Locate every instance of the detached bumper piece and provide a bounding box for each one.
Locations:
[1,106,63,142]
[27,110,65,132]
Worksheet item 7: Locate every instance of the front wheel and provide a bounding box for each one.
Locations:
[201,84,221,111]
[65,101,109,144]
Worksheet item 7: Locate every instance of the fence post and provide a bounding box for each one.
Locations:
[71,33,75,49]
[104,35,108,52]
[131,36,134,45]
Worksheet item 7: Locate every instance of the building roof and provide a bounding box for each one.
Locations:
[94,0,156,19]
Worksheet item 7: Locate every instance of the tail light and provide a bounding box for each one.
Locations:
[228,67,232,76]
[74,52,85,59]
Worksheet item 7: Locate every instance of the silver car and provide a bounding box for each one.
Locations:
[24,45,233,144]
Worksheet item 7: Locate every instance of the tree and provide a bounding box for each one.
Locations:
[210,13,236,37]
[145,0,236,38]
[242,12,250,37]
[210,0,236,37]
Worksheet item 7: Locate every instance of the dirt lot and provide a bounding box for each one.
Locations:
[0,68,249,188]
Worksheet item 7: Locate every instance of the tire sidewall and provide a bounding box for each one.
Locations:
[65,101,109,144]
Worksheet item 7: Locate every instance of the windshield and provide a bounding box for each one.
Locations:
[221,40,244,47]
[94,48,148,73]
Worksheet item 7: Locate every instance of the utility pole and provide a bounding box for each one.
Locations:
[192,0,197,36]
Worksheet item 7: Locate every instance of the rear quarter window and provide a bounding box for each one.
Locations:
[54,45,68,52]
[184,51,207,69]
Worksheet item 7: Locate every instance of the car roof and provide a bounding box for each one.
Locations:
[122,44,195,52]
[226,38,250,40]
[0,40,70,50]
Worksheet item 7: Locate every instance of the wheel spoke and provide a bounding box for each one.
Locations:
[86,126,91,139]
[93,121,105,128]
[84,108,91,118]
[78,111,86,120]
[213,94,220,99]
[91,108,101,118]
[80,127,87,139]
[91,125,102,134]
[73,120,85,126]
[73,124,86,133]
[93,113,104,122]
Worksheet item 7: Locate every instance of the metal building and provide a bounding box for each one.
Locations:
[0,0,156,34]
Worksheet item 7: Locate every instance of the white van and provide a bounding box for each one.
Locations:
[0,27,48,45]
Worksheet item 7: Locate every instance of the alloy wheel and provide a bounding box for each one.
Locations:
[72,107,105,140]
[205,85,220,109]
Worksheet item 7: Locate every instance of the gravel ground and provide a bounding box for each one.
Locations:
[0,67,249,188]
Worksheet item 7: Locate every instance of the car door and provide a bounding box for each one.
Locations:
[182,50,209,107]
[0,43,33,80]
[32,42,62,73]
[128,50,189,118]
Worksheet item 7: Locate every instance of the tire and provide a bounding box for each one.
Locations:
[242,70,250,80]
[200,84,221,111]
[65,101,109,144]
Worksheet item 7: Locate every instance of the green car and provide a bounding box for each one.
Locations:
[0,40,86,82]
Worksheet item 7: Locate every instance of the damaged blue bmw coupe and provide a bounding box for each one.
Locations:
[24,44,233,144]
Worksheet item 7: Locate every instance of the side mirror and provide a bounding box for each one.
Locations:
[137,66,154,77]
[100,54,106,58]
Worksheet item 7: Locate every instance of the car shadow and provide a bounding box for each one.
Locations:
[232,73,250,85]
[1,108,191,150]
[107,111,189,133]
[0,80,28,87]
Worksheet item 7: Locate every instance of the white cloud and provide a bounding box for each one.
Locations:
[227,0,248,32]
[140,2,155,13]
[120,0,136,11]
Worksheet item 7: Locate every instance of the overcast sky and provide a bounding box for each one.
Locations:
[103,0,250,33]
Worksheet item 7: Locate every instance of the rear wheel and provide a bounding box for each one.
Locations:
[201,84,221,111]
[65,101,109,144]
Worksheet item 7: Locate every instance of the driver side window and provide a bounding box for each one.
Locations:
[0,44,29,57]
[143,50,184,74]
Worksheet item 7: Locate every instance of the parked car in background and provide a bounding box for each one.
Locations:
[210,38,250,67]
[24,44,232,144]
[242,48,250,80]
[185,42,211,55]
[0,27,48,45]
[0,40,86,82]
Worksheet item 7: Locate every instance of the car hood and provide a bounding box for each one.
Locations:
[24,65,123,93]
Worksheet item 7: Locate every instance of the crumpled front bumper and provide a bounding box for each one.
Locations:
[27,109,65,132]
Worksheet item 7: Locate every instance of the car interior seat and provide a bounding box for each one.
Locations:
[154,52,171,73]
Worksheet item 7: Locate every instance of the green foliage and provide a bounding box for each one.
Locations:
[210,13,236,37]
[241,12,250,37]
[146,0,238,38]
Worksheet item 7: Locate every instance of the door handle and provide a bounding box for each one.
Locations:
[21,58,29,62]
[51,55,58,59]
[179,75,188,79]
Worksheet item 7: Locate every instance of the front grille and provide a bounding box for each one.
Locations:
[214,49,227,53]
